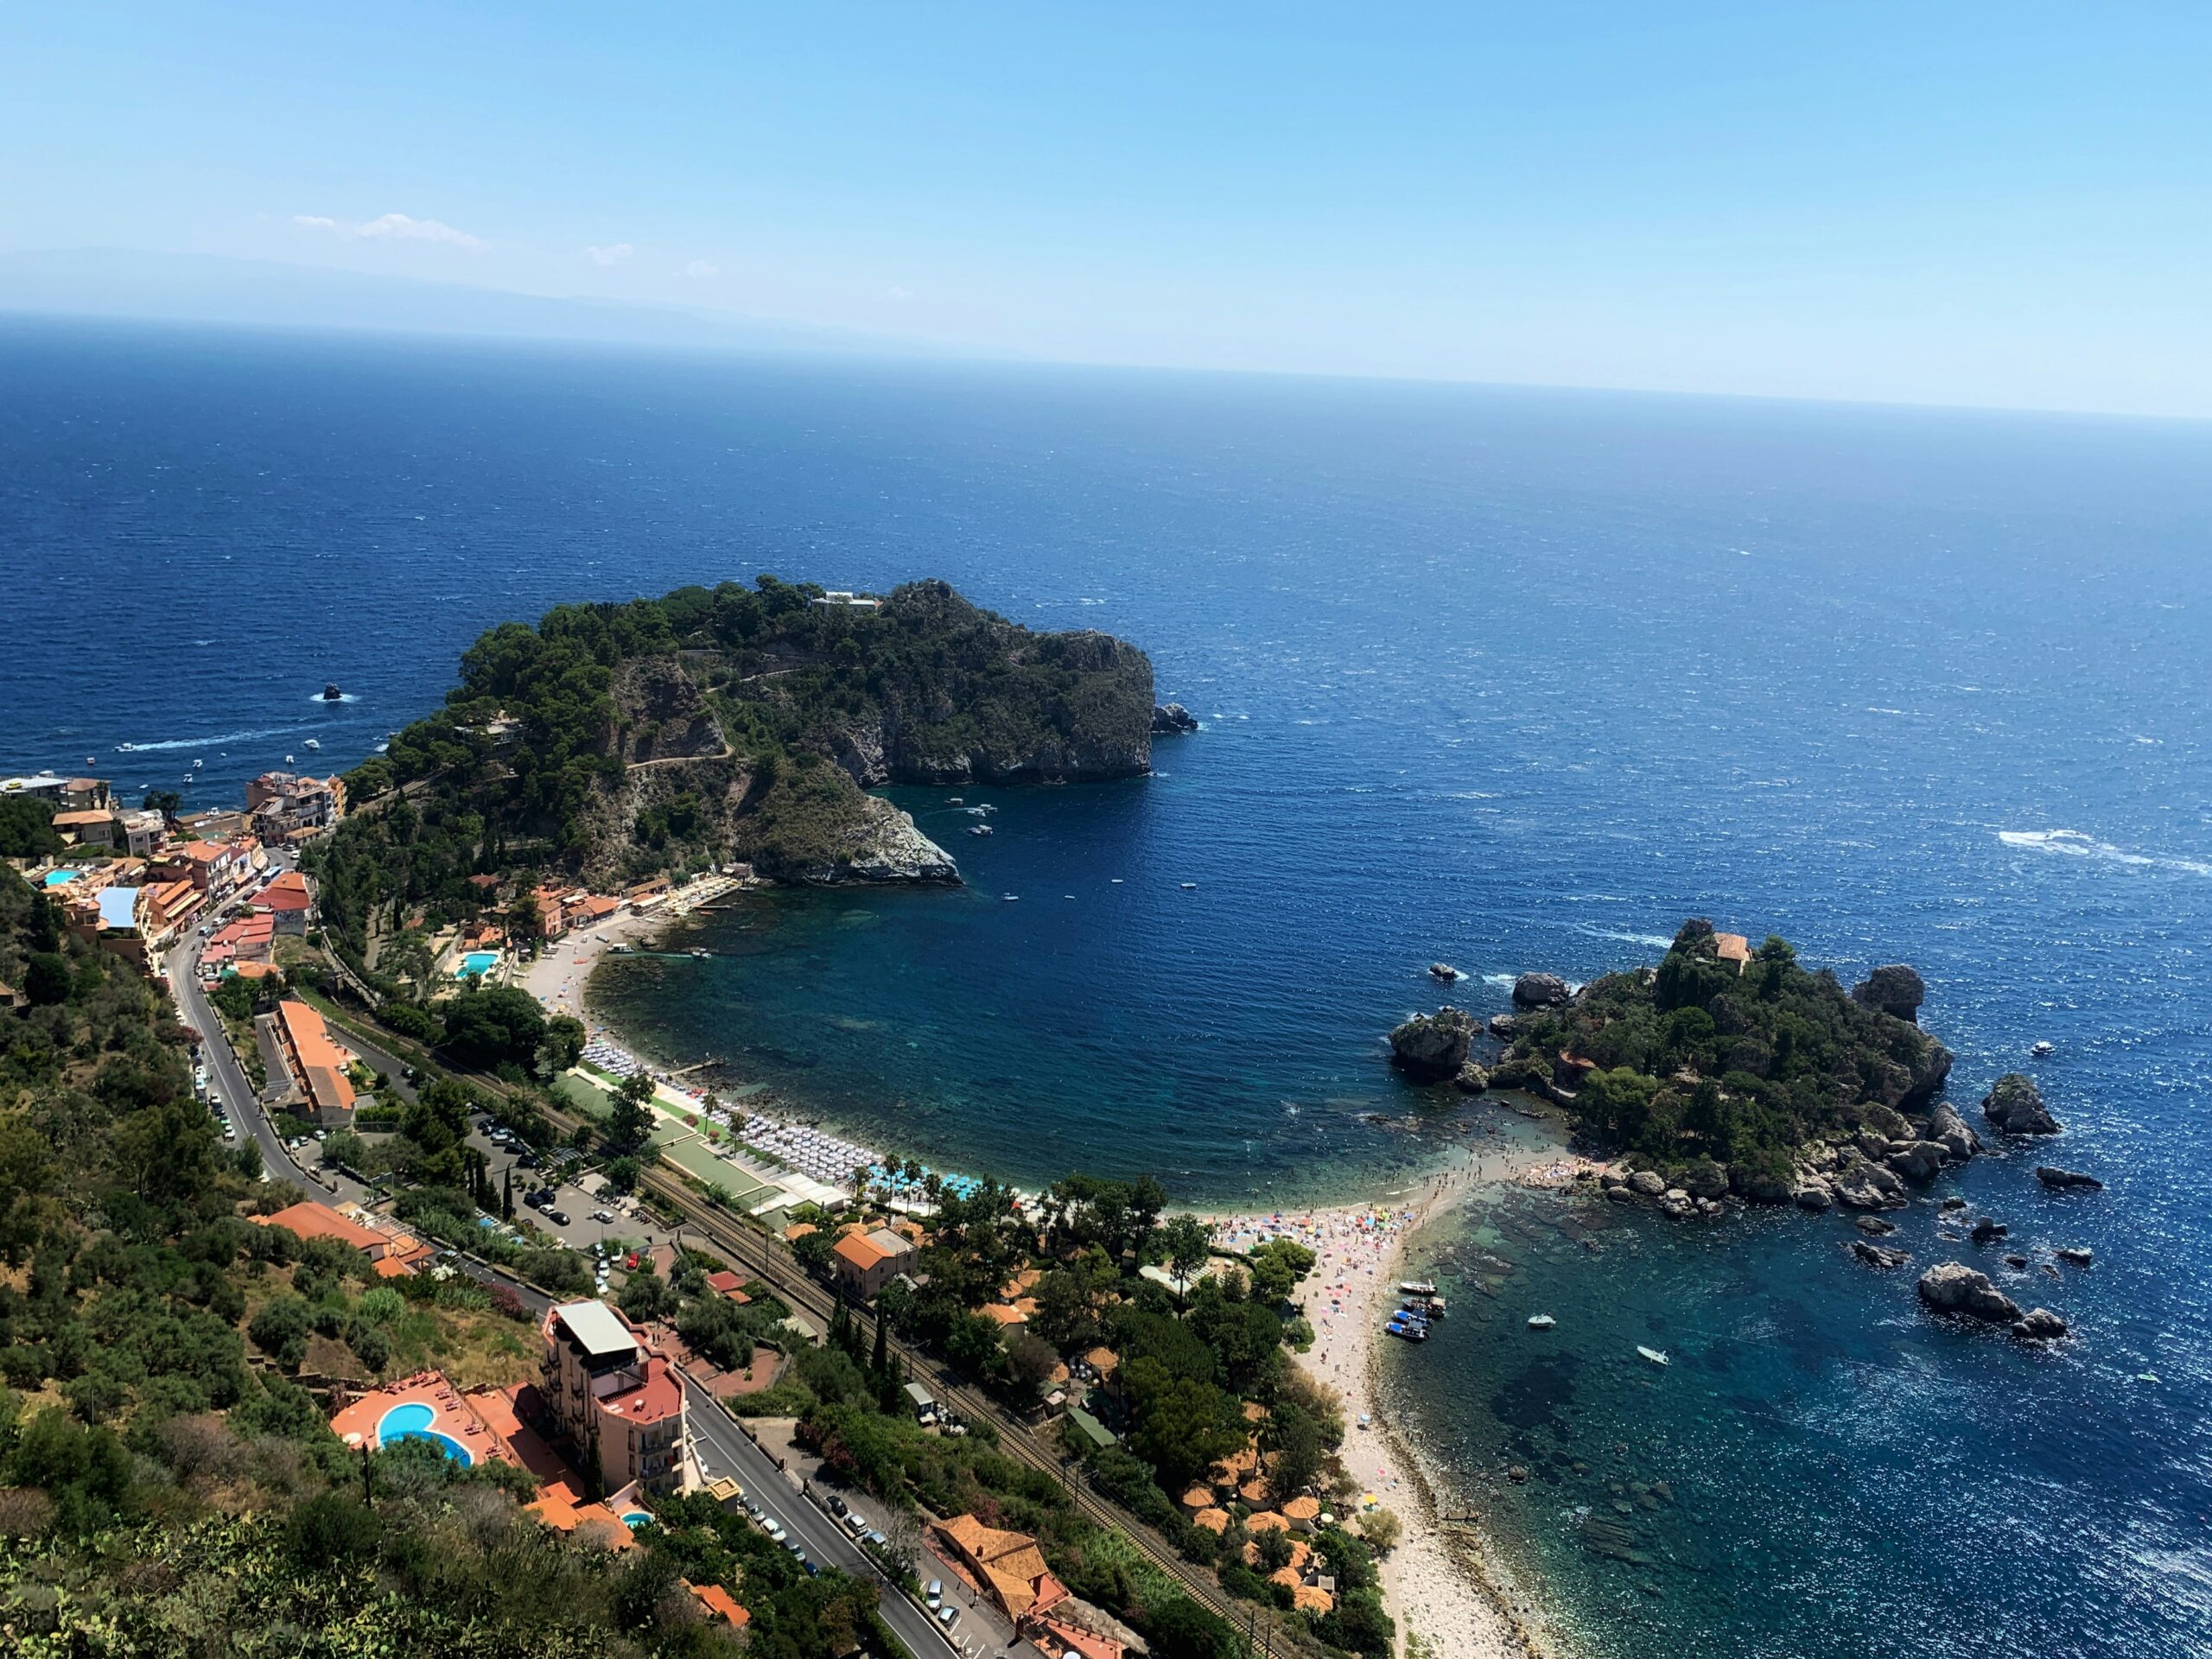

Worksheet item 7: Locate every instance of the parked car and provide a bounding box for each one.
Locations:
[825,1494,846,1517]
[936,1605,959,1631]
[926,1580,943,1607]
[550,1211,570,1228]
[590,1209,614,1224]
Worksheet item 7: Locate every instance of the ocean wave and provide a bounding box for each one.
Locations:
[116,725,305,753]
[1998,829,2212,878]
[1575,925,1675,948]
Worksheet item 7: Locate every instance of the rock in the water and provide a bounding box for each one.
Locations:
[1853,1215,1898,1236]
[1628,1170,1667,1197]
[1682,1161,1729,1201]
[2034,1166,2103,1192]
[1452,1061,1491,1094]
[1606,1183,1637,1204]
[1832,1160,1908,1210]
[1969,1217,2008,1243]
[1917,1262,2023,1324]
[1924,1102,1982,1162]
[1388,1007,1477,1081]
[1983,1072,2060,1136]
[1885,1141,1946,1185]
[2003,1254,2029,1268]
[2011,1306,2069,1341]
[1851,964,1927,1024]
[1851,1240,1911,1270]
[1149,702,1200,734]
[1511,971,1571,1010]
[2056,1247,2094,1267]
[1791,1179,1834,1212]
[1486,1012,1520,1041]
[1741,1173,1794,1205]
[1941,1196,1968,1211]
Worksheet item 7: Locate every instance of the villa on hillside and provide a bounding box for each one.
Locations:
[253,1199,433,1278]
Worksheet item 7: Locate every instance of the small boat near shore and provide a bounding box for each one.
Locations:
[1637,1345,1669,1368]
[1398,1281,1439,1296]
[968,824,993,836]
[1527,1313,1555,1330]
[2031,1040,2055,1058]
[690,948,711,959]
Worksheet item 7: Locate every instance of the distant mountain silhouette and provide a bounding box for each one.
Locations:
[0,247,985,359]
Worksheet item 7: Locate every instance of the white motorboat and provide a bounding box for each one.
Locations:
[1527,1314,1555,1330]
[1637,1345,1669,1368]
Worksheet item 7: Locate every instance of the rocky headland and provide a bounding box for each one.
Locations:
[316,577,1160,944]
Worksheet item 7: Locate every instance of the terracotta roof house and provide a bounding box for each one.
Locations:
[931,1515,1070,1623]
[1282,1494,1323,1529]
[1714,931,1752,971]
[253,1201,431,1275]
[702,1269,753,1304]
[274,999,357,1128]
[977,1302,1029,1331]
[1192,1507,1230,1534]
[686,1581,749,1627]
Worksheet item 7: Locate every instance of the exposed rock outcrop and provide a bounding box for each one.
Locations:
[2034,1166,2103,1192]
[1851,964,1927,1024]
[2056,1247,2094,1267]
[1851,1241,1911,1270]
[1150,702,1200,734]
[788,797,961,886]
[1388,1007,1476,1081]
[2011,1307,2069,1342]
[1983,1072,2060,1136]
[1924,1102,1982,1162]
[1969,1217,2008,1243]
[1452,1061,1491,1094]
[1486,1012,1520,1041]
[1885,1141,1947,1185]
[1917,1262,2023,1324]
[1511,972,1571,1010]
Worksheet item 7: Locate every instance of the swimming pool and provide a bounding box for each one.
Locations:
[42,868,80,887]
[458,950,499,977]
[621,1510,653,1528]
[377,1401,475,1465]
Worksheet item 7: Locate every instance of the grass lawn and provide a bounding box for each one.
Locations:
[553,1071,613,1122]
[658,1138,772,1203]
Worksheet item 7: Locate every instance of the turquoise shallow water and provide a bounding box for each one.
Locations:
[6,319,2211,1654]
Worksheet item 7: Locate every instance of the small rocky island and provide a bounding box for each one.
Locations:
[1387,919,2097,1340]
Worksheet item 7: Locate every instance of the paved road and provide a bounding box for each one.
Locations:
[681,1377,995,1659]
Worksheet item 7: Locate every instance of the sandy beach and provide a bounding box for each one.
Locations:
[1211,1117,1570,1659]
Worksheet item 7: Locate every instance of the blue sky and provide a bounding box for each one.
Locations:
[4,3,2209,415]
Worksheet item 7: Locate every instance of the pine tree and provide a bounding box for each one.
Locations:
[501,1166,514,1221]
[872,1304,888,1373]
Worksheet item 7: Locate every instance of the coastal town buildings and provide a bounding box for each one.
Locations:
[271,997,357,1128]
[245,770,346,841]
[256,868,315,933]
[537,1300,689,1496]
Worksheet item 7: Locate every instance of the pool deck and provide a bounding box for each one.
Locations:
[328,1369,514,1469]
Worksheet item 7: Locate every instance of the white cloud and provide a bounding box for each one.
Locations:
[584,243,634,266]
[675,258,719,279]
[885,285,913,302]
[292,211,486,251]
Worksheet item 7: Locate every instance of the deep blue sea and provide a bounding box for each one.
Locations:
[4,315,2210,1656]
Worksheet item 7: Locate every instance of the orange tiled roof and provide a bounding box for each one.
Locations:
[254,1200,384,1255]
[978,1302,1027,1326]
[1192,1507,1230,1534]
[932,1515,1069,1622]
[1245,1510,1290,1534]
[686,1581,749,1627]
[1715,931,1751,964]
[835,1230,893,1269]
